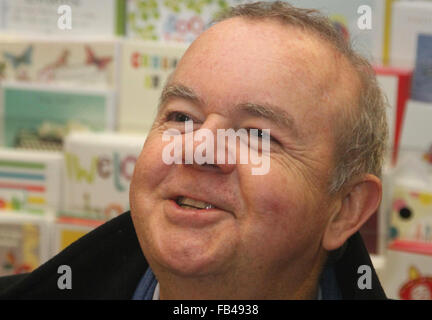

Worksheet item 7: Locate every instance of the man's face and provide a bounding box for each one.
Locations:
[130,18,352,282]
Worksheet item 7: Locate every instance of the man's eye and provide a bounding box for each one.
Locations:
[247,128,274,141]
[250,129,265,138]
[166,112,192,122]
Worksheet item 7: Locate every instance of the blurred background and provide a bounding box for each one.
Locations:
[0,0,431,300]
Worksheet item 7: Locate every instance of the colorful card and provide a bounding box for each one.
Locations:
[0,212,51,277]
[62,132,146,221]
[411,34,432,103]
[118,40,187,133]
[390,1,432,68]
[127,0,229,42]
[382,240,432,300]
[52,217,103,256]
[0,38,118,87]
[390,184,432,243]
[0,82,116,151]
[1,0,124,36]
[0,148,62,215]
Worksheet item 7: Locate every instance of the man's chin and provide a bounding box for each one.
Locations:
[160,259,220,278]
[149,240,233,278]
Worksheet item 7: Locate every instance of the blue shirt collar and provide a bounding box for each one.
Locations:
[131,267,158,300]
[132,263,341,300]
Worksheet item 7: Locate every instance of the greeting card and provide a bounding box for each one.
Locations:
[289,0,385,63]
[1,0,123,37]
[382,240,432,300]
[1,82,116,151]
[390,182,432,243]
[0,148,62,215]
[62,132,146,221]
[127,0,231,42]
[118,40,187,133]
[411,34,432,103]
[52,217,103,256]
[400,100,432,153]
[0,212,51,277]
[390,1,432,68]
[0,38,118,87]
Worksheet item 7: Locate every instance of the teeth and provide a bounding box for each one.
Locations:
[177,196,215,210]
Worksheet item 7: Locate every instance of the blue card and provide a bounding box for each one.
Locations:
[411,34,432,103]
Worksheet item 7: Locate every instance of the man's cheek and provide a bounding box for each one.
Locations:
[248,179,314,232]
[247,168,299,210]
[134,141,169,184]
[246,183,299,223]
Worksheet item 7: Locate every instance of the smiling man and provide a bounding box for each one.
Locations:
[128,2,388,300]
[0,2,387,300]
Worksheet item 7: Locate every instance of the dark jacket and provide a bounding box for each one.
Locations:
[0,211,387,299]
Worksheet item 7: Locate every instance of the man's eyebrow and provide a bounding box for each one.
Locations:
[236,102,299,137]
[158,83,204,111]
[158,83,299,137]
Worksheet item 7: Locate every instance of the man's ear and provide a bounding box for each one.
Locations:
[323,174,382,251]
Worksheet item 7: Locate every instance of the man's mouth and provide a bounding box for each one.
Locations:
[175,196,217,210]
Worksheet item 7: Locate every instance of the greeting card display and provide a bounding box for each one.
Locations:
[0,212,52,277]
[0,148,62,215]
[127,0,385,63]
[382,240,432,300]
[0,82,116,151]
[387,103,432,244]
[389,95,432,242]
[62,132,146,221]
[118,40,187,133]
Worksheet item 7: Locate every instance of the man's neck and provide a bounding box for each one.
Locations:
[154,251,327,300]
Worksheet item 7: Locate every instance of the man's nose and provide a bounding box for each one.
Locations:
[181,118,236,174]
